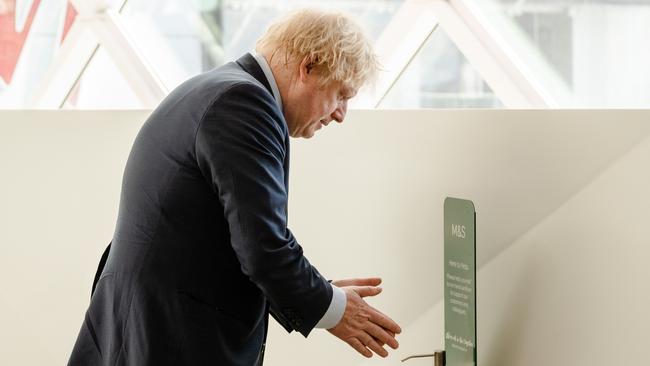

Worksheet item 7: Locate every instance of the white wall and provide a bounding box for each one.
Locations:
[1,110,649,365]
[0,111,149,363]
[353,116,650,366]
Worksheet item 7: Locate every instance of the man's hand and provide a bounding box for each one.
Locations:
[328,278,401,358]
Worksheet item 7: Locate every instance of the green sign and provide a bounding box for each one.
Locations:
[444,197,476,366]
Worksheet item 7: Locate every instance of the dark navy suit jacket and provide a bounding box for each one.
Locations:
[68,54,333,366]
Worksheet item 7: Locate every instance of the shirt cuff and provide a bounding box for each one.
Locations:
[314,283,346,329]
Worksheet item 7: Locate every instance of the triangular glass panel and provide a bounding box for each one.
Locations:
[379,26,503,108]
[63,45,142,109]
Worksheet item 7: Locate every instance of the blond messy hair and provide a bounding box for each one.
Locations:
[256,9,379,90]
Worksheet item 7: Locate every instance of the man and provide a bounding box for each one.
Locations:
[69,9,401,366]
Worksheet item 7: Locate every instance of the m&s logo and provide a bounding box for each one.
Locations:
[451,224,466,239]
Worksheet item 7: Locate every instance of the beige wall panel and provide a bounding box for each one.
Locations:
[354,124,650,366]
[0,111,150,364]
[0,110,648,365]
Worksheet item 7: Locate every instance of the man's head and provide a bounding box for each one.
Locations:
[256,9,379,138]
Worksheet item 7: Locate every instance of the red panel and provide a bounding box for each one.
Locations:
[0,0,42,84]
[60,1,77,44]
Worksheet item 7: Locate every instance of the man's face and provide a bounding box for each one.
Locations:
[283,60,357,138]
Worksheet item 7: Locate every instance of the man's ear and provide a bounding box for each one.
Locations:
[298,55,316,82]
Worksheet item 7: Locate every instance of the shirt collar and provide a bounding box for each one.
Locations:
[251,50,283,112]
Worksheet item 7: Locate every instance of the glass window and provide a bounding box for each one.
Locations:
[0,0,78,108]
[118,0,404,91]
[4,0,648,109]
[63,46,143,109]
[380,27,502,108]
[476,0,650,107]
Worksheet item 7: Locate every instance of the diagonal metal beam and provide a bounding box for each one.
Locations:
[87,10,167,107]
[31,0,168,108]
[31,0,115,108]
[31,18,99,108]
[353,0,440,108]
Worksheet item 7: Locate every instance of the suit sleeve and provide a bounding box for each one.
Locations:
[194,82,332,337]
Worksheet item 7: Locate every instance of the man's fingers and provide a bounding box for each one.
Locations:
[368,307,402,334]
[353,286,382,298]
[333,277,382,287]
[364,322,399,350]
[353,277,382,286]
[374,331,395,347]
[362,334,388,358]
[330,285,400,359]
[348,337,372,358]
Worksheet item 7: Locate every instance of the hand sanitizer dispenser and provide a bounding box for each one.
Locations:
[401,350,445,366]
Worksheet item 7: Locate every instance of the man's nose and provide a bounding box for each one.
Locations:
[332,101,347,123]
